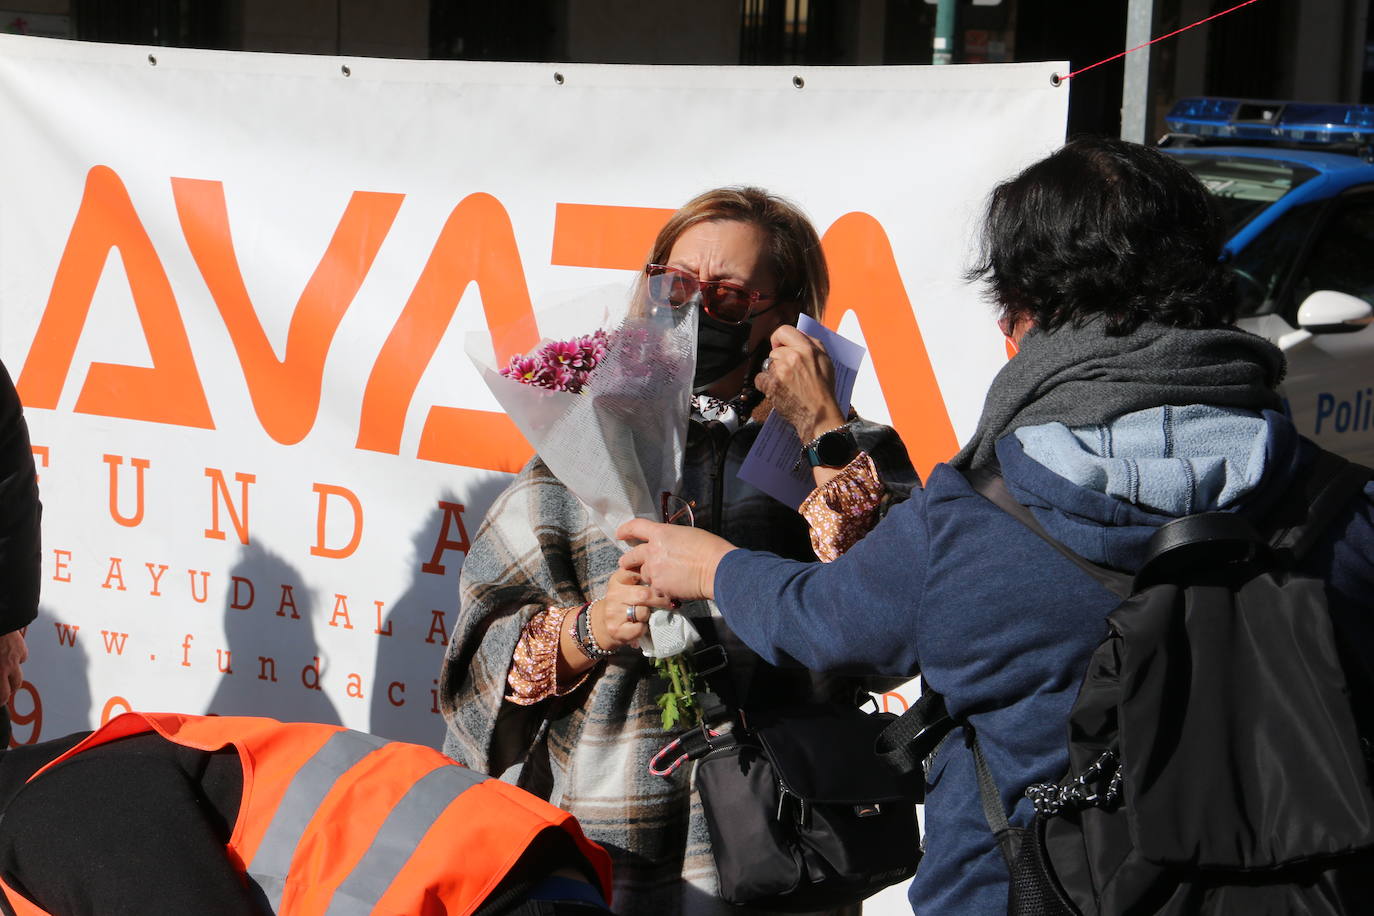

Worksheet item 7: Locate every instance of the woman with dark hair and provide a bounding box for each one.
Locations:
[616,138,1374,914]
[438,186,917,914]
[972,134,1236,338]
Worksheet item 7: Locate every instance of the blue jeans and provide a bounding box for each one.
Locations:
[510,874,612,914]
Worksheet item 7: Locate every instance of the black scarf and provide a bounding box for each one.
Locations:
[950,319,1286,470]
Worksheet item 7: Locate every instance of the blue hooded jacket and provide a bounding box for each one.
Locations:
[713,406,1374,914]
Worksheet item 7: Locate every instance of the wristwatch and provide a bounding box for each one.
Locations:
[801,424,858,469]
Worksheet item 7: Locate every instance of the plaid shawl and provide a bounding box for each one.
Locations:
[440,415,916,915]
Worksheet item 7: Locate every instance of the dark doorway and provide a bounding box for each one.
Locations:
[74,0,234,49]
[739,0,846,65]
[883,0,937,64]
[430,0,560,61]
[1205,0,1285,99]
[1016,0,1128,137]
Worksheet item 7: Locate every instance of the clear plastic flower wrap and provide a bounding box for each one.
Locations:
[467,285,702,667]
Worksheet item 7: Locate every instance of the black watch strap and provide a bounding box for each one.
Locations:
[802,425,858,468]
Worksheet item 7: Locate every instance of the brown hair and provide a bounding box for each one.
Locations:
[645,186,829,321]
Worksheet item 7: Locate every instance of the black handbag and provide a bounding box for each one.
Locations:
[694,702,923,910]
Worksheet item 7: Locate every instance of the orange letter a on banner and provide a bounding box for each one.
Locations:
[821,213,958,479]
[17,166,214,428]
[172,180,404,445]
[356,193,535,473]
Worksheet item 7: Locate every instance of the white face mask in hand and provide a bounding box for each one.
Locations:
[640,607,702,659]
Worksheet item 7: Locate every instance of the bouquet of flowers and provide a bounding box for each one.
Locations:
[470,286,704,728]
[498,329,608,394]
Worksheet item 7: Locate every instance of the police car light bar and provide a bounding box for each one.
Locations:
[1166,97,1374,146]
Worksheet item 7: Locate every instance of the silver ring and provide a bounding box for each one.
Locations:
[625,605,640,624]
[760,356,773,373]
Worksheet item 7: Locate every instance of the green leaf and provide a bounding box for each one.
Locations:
[650,650,705,733]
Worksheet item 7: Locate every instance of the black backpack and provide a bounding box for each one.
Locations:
[879,450,1374,915]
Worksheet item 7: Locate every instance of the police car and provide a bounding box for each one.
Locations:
[1160,98,1374,465]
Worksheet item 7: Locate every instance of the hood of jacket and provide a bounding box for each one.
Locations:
[994,405,1306,572]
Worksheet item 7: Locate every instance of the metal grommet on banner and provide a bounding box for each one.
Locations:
[792,75,804,90]
[147,54,157,67]
[553,71,565,85]
[341,65,352,77]
[1045,0,1262,90]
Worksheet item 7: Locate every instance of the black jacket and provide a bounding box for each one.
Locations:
[0,362,39,635]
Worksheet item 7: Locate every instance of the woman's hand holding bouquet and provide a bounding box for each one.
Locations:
[568,568,698,729]
[473,287,709,730]
[589,570,655,650]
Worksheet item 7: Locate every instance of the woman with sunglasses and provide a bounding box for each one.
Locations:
[439,186,917,915]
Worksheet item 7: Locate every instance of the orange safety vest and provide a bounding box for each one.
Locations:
[0,712,612,916]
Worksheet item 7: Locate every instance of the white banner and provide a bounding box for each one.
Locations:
[0,29,1070,739]
[0,31,1068,897]
[0,34,1065,914]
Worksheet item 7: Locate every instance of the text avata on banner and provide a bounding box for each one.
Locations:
[18,165,958,479]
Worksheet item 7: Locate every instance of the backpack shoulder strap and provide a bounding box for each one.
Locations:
[963,466,1133,598]
[1267,450,1373,562]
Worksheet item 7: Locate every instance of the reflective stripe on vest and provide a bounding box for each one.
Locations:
[323,764,486,914]
[247,728,389,910]
[247,729,488,914]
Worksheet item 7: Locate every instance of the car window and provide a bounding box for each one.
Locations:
[1228,200,1323,318]
[1287,191,1374,315]
[1174,155,1319,236]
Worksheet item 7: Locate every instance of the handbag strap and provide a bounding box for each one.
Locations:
[875,689,953,779]
[970,730,1024,869]
[667,617,744,763]
[874,691,1019,864]
[689,616,742,717]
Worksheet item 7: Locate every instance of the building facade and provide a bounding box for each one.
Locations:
[1,1,1369,138]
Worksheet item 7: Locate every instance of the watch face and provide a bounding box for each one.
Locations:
[814,428,857,467]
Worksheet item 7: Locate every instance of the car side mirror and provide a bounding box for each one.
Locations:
[1296,290,1373,334]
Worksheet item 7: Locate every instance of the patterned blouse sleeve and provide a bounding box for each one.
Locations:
[801,452,886,563]
[506,604,589,704]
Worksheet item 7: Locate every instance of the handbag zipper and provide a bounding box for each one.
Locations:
[776,782,812,829]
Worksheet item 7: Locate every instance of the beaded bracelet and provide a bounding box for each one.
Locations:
[577,602,617,659]
[570,601,616,661]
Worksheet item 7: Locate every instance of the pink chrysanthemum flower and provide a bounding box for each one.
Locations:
[501,331,608,394]
[501,355,549,388]
[547,366,582,393]
[583,330,608,368]
[542,339,585,369]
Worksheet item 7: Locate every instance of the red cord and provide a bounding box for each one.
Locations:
[1057,0,1264,83]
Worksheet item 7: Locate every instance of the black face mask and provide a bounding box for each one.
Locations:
[693,309,753,392]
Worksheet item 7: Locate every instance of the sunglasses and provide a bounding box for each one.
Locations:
[644,264,779,325]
